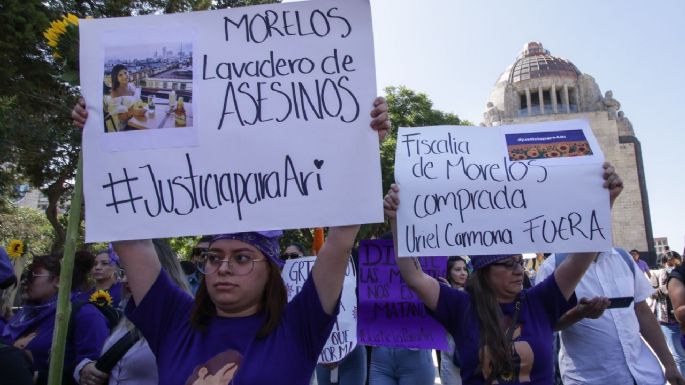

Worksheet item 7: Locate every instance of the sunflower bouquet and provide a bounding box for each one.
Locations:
[43,13,80,85]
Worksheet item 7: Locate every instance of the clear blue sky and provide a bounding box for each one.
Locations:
[366,0,684,254]
[283,0,684,253]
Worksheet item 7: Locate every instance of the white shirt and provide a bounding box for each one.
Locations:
[537,249,664,385]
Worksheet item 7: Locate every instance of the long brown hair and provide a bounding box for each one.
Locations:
[190,259,287,338]
[465,267,514,380]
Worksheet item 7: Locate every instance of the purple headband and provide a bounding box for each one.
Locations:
[107,243,120,266]
[211,231,283,268]
[470,254,519,270]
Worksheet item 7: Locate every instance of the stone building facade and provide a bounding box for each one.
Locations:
[482,42,654,257]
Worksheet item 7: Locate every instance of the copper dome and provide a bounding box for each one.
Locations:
[497,42,580,84]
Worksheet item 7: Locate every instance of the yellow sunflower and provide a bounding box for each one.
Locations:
[7,239,24,259]
[42,13,82,84]
[89,290,112,307]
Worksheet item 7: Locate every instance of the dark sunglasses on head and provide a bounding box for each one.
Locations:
[280,253,302,261]
[192,247,208,256]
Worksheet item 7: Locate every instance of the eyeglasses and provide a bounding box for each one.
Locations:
[491,258,525,270]
[197,252,265,276]
[280,253,302,261]
[21,271,52,284]
[192,247,208,257]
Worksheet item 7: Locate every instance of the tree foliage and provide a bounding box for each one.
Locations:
[0,207,55,257]
[0,0,281,254]
[1,1,465,257]
[282,86,468,251]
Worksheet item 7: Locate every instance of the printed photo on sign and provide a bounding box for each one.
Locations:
[505,129,592,161]
[103,42,194,133]
[81,0,381,241]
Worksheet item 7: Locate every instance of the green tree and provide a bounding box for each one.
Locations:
[284,86,470,250]
[356,86,469,241]
[0,0,282,253]
[0,206,56,256]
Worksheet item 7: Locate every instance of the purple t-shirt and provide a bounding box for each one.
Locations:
[430,274,577,385]
[126,270,337,385]
[636,259,650,275]
[15,303,108,375]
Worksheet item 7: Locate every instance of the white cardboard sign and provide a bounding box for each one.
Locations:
[80,0,381,241]
[282,256,358,364]
[395,119,612,256]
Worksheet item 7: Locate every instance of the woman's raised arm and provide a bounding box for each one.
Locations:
[554,162,623,299]
[384,184,441,311]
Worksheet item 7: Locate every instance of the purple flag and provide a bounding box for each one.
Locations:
[357,239,449,350]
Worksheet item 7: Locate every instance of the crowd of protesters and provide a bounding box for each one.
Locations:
[3,228,685,384]
[1,95,685,385]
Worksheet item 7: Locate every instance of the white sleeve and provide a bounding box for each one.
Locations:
[634,263,654,303]
[534,255,556,286]
[73,358,93,383]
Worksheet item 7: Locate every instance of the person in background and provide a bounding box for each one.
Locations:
[655,250,685,376]
[1,252,109,384]
[76,246,123,309]
[630,249,652,279]
[75,239,191,385]
[316,345,367,385]
[439,256,470,385]
[537,246,685,385]
[282,242,307,261]
[667,252,685,352]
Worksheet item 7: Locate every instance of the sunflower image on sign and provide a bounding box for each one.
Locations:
[7,240,25,259]
[505,129,593,161]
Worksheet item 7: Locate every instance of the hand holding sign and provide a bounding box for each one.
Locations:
[78,0,384,242]
[393,119,617,256]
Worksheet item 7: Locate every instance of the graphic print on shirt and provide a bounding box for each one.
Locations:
[185,350,241,385]
[480,324,533,383]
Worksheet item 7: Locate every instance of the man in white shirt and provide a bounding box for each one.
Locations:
[537,248,685,385]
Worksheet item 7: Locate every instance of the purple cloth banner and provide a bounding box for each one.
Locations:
[357,239,449,350]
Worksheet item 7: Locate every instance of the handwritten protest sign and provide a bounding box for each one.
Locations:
[357,239,449,350]
[79,0,381,241]
[395,119,610,256]
[282,256,357,364]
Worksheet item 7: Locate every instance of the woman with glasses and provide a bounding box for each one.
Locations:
[72,96,390,385]
[1,252,109,384]
[281,242,307,262]
[383,162,623,385]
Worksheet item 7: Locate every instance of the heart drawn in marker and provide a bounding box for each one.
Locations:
[314,159,324,169]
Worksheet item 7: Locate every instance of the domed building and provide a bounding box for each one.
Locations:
[483,42,654,260]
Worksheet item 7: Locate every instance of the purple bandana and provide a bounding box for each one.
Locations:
[470,254,519,270]
[211,231,283,267]
[0,247,13,283]
[107,243,120,266]
[2,296,57,342]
